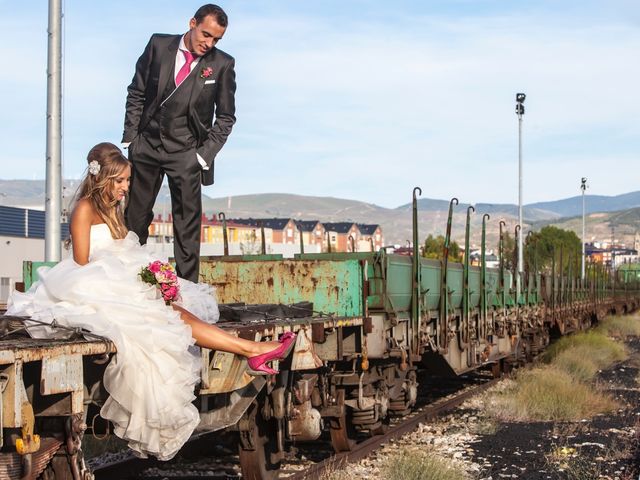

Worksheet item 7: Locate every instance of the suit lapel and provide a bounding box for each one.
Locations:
[157,36,181,99]
[189,49,217,107]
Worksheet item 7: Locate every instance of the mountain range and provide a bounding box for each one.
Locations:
[1,180,639,248]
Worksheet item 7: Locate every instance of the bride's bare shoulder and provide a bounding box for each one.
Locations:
[71,199,100,225]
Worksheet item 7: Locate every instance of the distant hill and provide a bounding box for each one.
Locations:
[0,179,82,210]
[1,179,638,247]
[201,193,390,221]
[528,191,640,217]
[534,207,640,248]
[396,198,561,223]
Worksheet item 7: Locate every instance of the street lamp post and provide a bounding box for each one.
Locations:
[581,177,587,281]
[45,0,63,261]
[515,93,526,298]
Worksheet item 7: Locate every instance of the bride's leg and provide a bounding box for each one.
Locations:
[172,304,278,357]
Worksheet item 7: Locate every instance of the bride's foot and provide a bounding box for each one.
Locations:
[246,332,297,376]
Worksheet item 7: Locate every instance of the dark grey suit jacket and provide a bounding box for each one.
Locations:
[122,34,236,186]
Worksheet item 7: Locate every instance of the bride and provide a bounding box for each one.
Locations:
[6,142,296,461]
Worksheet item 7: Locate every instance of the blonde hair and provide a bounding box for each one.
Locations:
[74,142,131,239]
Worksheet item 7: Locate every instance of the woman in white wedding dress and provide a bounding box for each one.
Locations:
[6,142,296,461]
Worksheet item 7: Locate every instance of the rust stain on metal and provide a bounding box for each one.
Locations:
[198,259,363,317]
[0,340,113,365]
[311,323,326,343]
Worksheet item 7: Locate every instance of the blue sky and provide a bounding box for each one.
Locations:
[1,1,638,208]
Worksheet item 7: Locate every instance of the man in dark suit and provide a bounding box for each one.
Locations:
[123,4,236,282]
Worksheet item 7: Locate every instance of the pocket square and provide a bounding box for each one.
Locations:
[204,79,216,85]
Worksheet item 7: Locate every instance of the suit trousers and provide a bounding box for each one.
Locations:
[126,135,202,283]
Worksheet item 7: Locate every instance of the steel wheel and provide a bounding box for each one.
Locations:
[329,389,357,452]
[238,400,281,480]
[329,412,357,452]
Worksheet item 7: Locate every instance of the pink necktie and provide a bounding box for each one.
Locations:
[175,50,196,87]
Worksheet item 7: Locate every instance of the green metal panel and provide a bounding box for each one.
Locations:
[22,261,58,291]
[419,258,441,311]
[367,254,412,314]
[448,264,463,309]
[199,258,363,317]
[468,267,481,309]
[294,252,374,261]
[503,270,515,306]
[485,269,500,308]
[383,254,413,314]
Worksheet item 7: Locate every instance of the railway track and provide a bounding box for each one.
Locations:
[92,370,500,480]
[284,375,501,480]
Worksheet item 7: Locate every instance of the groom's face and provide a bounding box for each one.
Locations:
[187,15,226,56]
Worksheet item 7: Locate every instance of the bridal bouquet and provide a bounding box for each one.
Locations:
[139,260,180,305]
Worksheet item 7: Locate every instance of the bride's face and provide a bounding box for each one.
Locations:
[110,165,131,202]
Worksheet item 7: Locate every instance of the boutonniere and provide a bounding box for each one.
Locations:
[200,67,213,79]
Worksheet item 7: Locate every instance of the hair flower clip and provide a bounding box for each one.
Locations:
[200,67,213,79]
[88,160,101,176]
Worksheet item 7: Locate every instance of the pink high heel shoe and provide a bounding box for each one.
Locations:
[246,332,297,376]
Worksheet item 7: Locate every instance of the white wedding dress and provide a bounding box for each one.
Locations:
[6,224,220,460]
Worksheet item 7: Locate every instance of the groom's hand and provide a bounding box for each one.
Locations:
[196,153,209,171]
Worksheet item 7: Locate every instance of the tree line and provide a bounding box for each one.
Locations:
[422,226,582,274]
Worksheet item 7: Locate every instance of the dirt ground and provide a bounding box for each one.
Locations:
[467,337,640,480]
[341,336,640,480]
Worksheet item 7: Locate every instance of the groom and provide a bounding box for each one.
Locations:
[122,4,236,282]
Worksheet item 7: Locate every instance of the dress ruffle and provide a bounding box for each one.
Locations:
[6,225,218,460]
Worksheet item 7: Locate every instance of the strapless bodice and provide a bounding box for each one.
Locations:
[90,223,116,254]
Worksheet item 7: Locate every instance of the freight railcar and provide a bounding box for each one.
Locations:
[2,193,639,480]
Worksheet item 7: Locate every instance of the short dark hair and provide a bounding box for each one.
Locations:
[194,4,228,27]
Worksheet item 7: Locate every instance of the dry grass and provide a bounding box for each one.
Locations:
[379,449,473,480]
[320,467,352,480]
[541,320,627,383]
[319,448,474,480]
[485,317,632,422]
[542,330,626,365]
[553,341,625,382]
[486,366,618,422]
[596,314,640,338]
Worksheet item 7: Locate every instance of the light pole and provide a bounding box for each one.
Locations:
[45,0,63,261]
[515,92,526,298]
[581,177,587,281]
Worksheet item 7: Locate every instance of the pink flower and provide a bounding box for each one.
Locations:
[148,260,162,273]
[200,67,213,78]
[165,286,178,298]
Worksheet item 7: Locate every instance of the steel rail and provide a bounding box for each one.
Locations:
[286,376,501,480]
